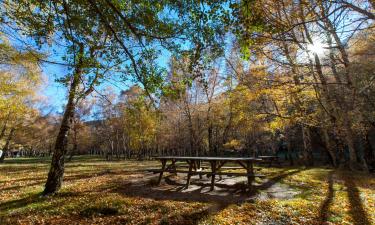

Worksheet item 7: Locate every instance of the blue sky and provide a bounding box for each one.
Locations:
[40,62,67,114]
[39,45,172,115]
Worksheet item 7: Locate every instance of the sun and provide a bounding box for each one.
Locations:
[307,40,327,56]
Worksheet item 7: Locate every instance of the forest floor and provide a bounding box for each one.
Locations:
[0,156,374,225]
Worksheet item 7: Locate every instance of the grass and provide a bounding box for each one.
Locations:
[0,156,374,224]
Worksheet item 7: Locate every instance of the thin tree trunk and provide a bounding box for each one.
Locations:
[322,128,337,167]
[286,133,294,166]
[279,29,314,166]
[301,125,314,166]
[299,1,361,170]
[43,44,84,195]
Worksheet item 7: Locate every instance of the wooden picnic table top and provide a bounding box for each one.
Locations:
[258,155,278,158]
[154,156,262,161]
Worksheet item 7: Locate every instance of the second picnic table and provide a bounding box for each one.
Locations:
[152,156,263,190]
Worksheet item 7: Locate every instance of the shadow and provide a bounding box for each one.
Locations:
[108,179,234,225]
[0,193,45,212]
[257,169,304,191]
[102,169,305,224]
[342,174,371,225]
[0,165,49,173]
[2,157,51,164]
[109,180,248,205]
[319,171,334,224]
[0,169,130,191]
[163,203,226,225]
[108,169,305,206]
[164,176,248,194]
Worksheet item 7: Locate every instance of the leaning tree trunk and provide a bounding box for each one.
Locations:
[43,47,83,195]
[67,119,78,162]
[0,127,15,163]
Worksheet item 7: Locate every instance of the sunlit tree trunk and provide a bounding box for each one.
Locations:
[67,119,78,162]
[43,45,84,195]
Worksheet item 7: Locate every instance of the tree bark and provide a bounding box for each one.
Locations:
[301,125,314,166]
[0,127,15,162]
[322,128,337,167]
[67,119,78,162]
[286,133,294,166]
[0,120,8,141]
[43,44,84,195]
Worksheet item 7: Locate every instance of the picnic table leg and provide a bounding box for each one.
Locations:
[157,159,167,185]
[246,161,254,191]
[210,161,217,191]
[171,159,177,174]
[197,160,203,179]
[186,160,194,188]
[268,158,272,167]
[217,161,226,181]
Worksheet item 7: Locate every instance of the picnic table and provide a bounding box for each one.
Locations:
[258,155,280,167]
[150,156,264,191]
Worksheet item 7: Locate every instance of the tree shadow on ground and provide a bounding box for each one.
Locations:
[0,193,45,212]
[111,169,304,203]
[106,168,304,224]
[1,157,51,164]
[319,171,334,224]
[0,169,132,192]
[342,174,372,225]
[163,204,226,225]
[256,169,304,191]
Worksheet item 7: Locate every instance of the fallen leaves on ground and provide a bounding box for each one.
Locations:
[0,156,374,225]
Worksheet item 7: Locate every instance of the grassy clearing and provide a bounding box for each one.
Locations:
[0,156,374,225]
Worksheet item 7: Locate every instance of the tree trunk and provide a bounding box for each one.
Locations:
[342,119,364,170]
[286,133,294,166]
[322,128,337,167]
[0,127,15,163]
[364,132,375,171]
[301,125,314,166]
[43,44,83,195]
[187,115,195,156]
[68,119,78,162]
[0,121,7,141]
[208,123,214,155]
